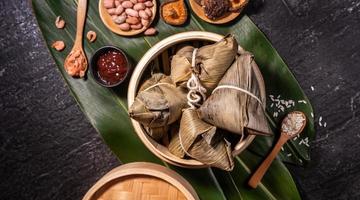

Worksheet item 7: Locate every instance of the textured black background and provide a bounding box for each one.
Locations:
[1,0,360,199]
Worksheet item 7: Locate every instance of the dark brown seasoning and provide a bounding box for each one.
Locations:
[204,0,230,20]
[96,50,128,85]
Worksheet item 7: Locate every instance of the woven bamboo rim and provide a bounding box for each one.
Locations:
[128,31,266,168]
[83,162,199,200]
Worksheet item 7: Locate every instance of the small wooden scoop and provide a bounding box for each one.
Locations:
[248,111,307,189]
[64,0,88,78]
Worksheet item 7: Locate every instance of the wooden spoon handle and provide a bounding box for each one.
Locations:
[248,134,288,188]
[74,0,88,46]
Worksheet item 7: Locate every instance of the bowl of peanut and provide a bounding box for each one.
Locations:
[99,0,157,36]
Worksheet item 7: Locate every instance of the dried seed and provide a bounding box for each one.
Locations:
[131,23,143,30]
[111,15,118,21]
[107,8,117,15]
[114,15,127,24]
[86,31,97,43]
[125,8,139,17]
[115,0,121,7]
[144,27,157,35]
[118,23,131,31]
[144,7,152,17]
[104,0,115,8]
[139,10,149,19]
[121,1,134,8]
[130,0,138,4]
[126,16,140,24]
[133,3,145,10]
[52,41,65,51]
[141,18,150,27]
[115,5,124,15]
[144,1,153,7]
[55,16,66,29]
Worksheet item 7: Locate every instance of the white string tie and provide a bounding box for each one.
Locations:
[186,48,207,109]
[212,85,263,106]
[142,82,175,92]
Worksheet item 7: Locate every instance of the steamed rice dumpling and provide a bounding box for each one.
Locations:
[129,73,187,128]
[135,74,173,140]
[171,35,238,92]
[198,51,271,136]
[173,109,234,171]
[138,73,173,92]
[169,109,216,158]
[187,130,234,171]
[168,124,186,158]
[144,126,169,142]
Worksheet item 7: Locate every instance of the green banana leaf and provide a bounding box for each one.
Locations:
[31,0,315,199]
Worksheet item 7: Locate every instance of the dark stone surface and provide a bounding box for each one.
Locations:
[0,0,359,199]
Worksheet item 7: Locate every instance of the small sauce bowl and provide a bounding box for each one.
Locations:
[90,46,131,88]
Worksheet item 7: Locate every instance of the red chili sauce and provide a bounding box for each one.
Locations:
[96,50,128,85]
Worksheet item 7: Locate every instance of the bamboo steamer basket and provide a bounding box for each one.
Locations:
[83,162,199,200]
[128,31,266,168]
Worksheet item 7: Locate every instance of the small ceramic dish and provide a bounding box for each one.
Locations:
[99,0,157,36]
[90,46,131,88]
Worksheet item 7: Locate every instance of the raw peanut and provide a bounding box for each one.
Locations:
[144,7,152,17]
[118,23,130,31]
[144,27,157,36]
[130,0,137,4]
[126,16,140,24]
[121,1,133,8]
[115,5,124,15]
[138,0,146,2]
[55,16,66,29]
[86,31,97,43]
[111,15,118,21]
[125,8,139,17]
[52,41,65,51]
[107,8,116,15]
[103,0,115,8]
[141,18,150,27]
[114,15,127,24]
[131,23,143,30]
[139,10,149,19]
[115,0,121,7]
[144,1,153,7]
[133,3,145,10]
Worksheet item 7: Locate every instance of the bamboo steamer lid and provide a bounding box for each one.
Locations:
[83,162,199,200]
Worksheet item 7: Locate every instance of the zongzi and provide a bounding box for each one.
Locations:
[177,109,234,171]
[129,73,187,128]
[199,51,271,136]
[170,35,238,93]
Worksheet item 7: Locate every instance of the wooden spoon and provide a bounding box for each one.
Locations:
[64,0,88,78]
[248,111,307,189]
